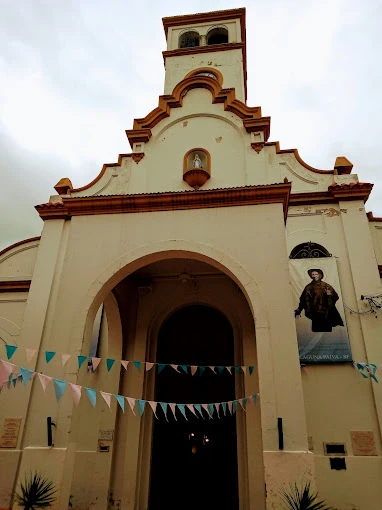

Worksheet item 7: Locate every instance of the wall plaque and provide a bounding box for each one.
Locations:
[351,431,377,456]
[0,418,22,448]
[99,429,114,441]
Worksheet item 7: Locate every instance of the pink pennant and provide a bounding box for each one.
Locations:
[26,349,37,362]
[38,373,52,392]
[214,403,220,418]
[202,403,212,418]
[208,366,216,374]
[126,397,136,415]
[148,401,158,418]
[170,364,180,373]
[0,360,14,384]
[241,366,246,375]
[169,403,177,420]
[91,357,102,371]
[145,362,155,371]
[186,404,198,418]
[190,366,198,376]
[69,383,82,406]
[120,360,129,370]
[225,366,233,375]
[227,401,233,414]
[101,392,112,409]
[61,353,71,366]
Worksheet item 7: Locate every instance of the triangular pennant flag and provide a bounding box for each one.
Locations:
[91,357,102,371]
[120,360,128,370]
[190,366,198,376]
[239,397,249,410]
[133,361,141,371]
[101,391,112,409]
[194,404,203,418]
[251,394,257,405]
[249,366,254,376]
[38,373,52,392]
[207,403,215,418]
[208,366,216,374]
[170,364,180,373]
[157,364,166,374]
[126,397,136,415]
[78,355,87,369]
[216,366,224,375]
[148,401,158,418]
[179,365,188,374]
[106,359,115,372]
[225,366,233,375]
[0,360,13,384]
[53,379,67,401]
[221,402,227,416]
[69,383,82,406]
[241,366,247,375]
[232,400,238,414]
[26,348,37,363]
[115,394,125,412]
[45,351,56,364]
[85,387,97,407]
[201,404,210,418]
[177,404,188,420]
[234,366,242,374]
[145,362,155,371]
[5,345,18,360]
[137,399,146,417]
[199,366,205,376]
[20,367,34,386]
[169,403,177,420]
[61,354,71,367]
[227,401,233,415]
[159,402,169,421]
[214,403,220,418]
[186,404,198,418]
[12,376,18,388]
[8,372,13,389]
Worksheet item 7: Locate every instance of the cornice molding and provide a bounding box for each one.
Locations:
[126,75,268,148]
[0,237,41,259]
[0,280,31,293]
[290,182,373,206]
[367,211,382,223]
[36,183,291,222]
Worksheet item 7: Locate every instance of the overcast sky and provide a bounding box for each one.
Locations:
[1,0,381,251]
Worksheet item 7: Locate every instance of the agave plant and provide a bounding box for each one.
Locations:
[280,481,331,510]
[14,472,57,509]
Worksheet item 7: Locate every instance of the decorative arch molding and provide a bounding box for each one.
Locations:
[71,240,270,354]
[184,67,223,86]
[126,75,270,148]
[0,237,40,260]
[155,113,243,139]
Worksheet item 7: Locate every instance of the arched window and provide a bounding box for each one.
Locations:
[179,30,200,48]
[290,242,331,259]
[207,26,228,45]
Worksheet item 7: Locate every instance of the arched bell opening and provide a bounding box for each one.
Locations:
[207,26,229,45]
[179,30,200,48]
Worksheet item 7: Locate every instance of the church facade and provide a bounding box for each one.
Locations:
[1,8,382,510]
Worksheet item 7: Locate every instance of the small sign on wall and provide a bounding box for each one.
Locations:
[98,429,114,452]
[351,431,377,456]
[0,418,22,448]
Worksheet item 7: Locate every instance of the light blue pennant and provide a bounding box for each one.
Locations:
[20,367,34,386]
[45,351,56,364]
[53,379,67,401]
[242,397,249,409]
[234,366,242,374]
[221,402,227,416]
[232,400,238,414]
[179,365,188,374]
[199,366,205,376]
[114,394,125,412]
[252,394,257,405]
[249,366,254,375]
[137,399,146,417]
[157,364,166,374]
[207,403,215,419]
[106,359,115,372]
[85,387,97,407]
[177,404,188,420]
[77,355,87,369]
[133,361,141,371]
[216,366,224,375]
[159,402,169,421]
[193,404,203,418]
[5,345,17,360]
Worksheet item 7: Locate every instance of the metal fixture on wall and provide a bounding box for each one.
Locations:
[47,417,56,447]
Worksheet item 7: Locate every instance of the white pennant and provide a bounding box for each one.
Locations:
[225,366,233,375]
[241,366,246,375]
[61,354,71,367]
[208,366,216,374]
[169,403,177,420]
[190,366,198,376]
[186,404,198,418]
[91,357,102,371]
[0,360,14,384]
[227,401,233,415]
[148,400,158,418]
[145,362,155,371]
[170,364,180,373]
[120,360,129,370]
[214,403,220,418]
[126,397,136,414]
[101,392,112,409]
[69,383,82,406]
[38,373,52,392]
[26,349,37,362]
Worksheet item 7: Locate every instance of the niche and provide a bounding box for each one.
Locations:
[183,149,211,189]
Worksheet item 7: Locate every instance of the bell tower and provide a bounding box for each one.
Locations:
[162,8,247,102]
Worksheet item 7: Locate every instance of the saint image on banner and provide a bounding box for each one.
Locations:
[289,258,351,363]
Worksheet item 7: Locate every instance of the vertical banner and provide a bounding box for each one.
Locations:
[289,258,351,363]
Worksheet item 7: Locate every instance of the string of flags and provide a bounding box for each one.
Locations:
[1,344,255,376]
[353,362,379,383]
[0,359,257,420]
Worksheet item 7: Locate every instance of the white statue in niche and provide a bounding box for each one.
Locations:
[192,153,203,168]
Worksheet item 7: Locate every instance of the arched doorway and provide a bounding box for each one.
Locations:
[149,305,239,510]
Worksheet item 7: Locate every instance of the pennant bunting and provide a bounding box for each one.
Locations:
[45,351,56,364]
[120,360,128,370]
[0,360,13,384]
[53,379,67,401]
[207,403,215,418]
[186,404,198,418]
[20,367,34,386]
[216,366,224,375]
[69,384,82,406]
[234,366,242,374]
[133,361,141,371]
[199,366,205,376]
[38,373,52,392]
[201,404,210,418]
[91,357,102,371]
[61,354,71,367]
[227,401,233,415]
[251,394,257,405]
[170,364,180,373]
[85,387,97,407]
[101,391,112,409]
[193,404,203,418]
[232,400,238,414]
[225,366,233,375]
[148,401,158,418]
[179,365,188,374]
[159,402,169,421]
[169,403,177,420]
[26,348,37,362]
[157,364,166,374]
[145,362,154,371]
[78,355,87,369]
[126,397,136,415]
[5,345,17,360]
[177,404,188,420]
[208,366,216,374]
[249,366,254,376]
[106,359,115,372]
[221,402,227,416]
[214,403,220,418]
[190,366,198,376]
[241,366,247,375]
[115,394,125,412]
[137,399,146,417]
